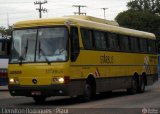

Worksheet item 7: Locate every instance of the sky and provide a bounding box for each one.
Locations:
[0,0,129,27]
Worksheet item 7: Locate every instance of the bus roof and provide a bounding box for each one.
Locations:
[13,15,156,40]
[65,15,119,26]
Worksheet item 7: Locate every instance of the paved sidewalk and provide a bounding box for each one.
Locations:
[0,91,12,99]
[0,86,8,91]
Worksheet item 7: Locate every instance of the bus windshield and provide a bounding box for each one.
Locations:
[10,27,68,63]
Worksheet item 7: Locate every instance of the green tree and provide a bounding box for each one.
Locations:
[127,0,160,15]
[0,26,12,36]
[5,26,13,36]
[0,26,6,36]
[115,0,160,38]
[115,10,160,36]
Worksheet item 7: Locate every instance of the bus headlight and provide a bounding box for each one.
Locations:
[9,78,14,83]
[58,77,64,83]
[52,76,70,84]
[9,78,19,84]
[53,77,64,83]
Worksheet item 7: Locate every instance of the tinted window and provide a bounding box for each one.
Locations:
[139,39,148,53]
[0,39,10,57]
[119,35,129,51]
[0,42,4,56]
[107,33,119,51]
[70,27,80,62]
[81,28,93,49]
[148,40,156,53]
[93,31,107,50]
[130,37,139,52]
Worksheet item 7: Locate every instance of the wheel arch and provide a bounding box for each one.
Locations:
[86,74,96,95]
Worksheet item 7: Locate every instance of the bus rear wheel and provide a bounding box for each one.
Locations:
[138,77,145,93]
[33,96,46,104]
[127,76,138,94]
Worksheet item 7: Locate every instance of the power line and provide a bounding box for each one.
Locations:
[72,5,87,15]
[34,0,48,18]
[101,8,108,19]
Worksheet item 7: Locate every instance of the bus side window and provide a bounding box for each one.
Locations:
[108,33,119,51]
[139,39,148,53]
[70,27,80,62]
[7,40,11,56]
[118,35,129,52]
[81,28,93,49]
[2,39,6,51]
[93,31,107,50]
[130,37,139,52]
[148,39,156,53]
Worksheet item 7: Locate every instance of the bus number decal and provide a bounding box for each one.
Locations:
[10,71,22,74]
[100,54,114,64]
[46,69,63,74]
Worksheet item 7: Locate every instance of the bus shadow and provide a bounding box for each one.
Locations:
[18,89,151,107]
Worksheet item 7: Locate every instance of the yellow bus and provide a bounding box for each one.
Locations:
[8,15,158,103]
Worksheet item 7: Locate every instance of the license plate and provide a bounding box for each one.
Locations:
[31,91,41,95]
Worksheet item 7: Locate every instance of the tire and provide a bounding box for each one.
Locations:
[33,96,46,104]
[127,77,138,94]
[82,83,92,102]
[138,77,145,93]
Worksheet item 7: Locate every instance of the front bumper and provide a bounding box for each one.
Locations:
[9,84,74,97]
[8,81,84,97]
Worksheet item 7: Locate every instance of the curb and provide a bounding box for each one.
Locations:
[0,86,8,91]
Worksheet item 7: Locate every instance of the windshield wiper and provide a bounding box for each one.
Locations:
[25,39,28,58]
[38,41,51,65]
[18,39,28,65]
[18,56,24,65]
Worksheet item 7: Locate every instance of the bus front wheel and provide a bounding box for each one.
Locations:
[82,83,92,102]
[33,96,46,104]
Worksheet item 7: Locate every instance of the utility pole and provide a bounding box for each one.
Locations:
[34,0,48,18]
[7,13,9,27]
[101,8,108,19]
[72,5,87,15]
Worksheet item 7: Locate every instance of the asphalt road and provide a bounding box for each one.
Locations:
[0,80,160,114]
